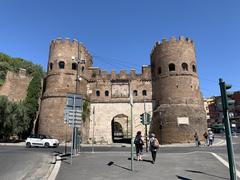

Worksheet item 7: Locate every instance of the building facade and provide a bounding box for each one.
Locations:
[38,37,207,144]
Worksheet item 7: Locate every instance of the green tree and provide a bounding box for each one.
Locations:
[23,71,42,136]
[0,52,44,140]
[0,96,9,139]
[82,100,90,122]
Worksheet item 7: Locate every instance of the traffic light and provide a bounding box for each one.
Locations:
[146,113,151,124]
[219,80,235,111]
[140,113,151,125]
[140,113,145,125]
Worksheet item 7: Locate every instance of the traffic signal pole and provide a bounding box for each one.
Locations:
[219,78,237,180]
[143,96,148,152]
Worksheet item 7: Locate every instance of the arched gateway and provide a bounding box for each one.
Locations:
[111,114,130,143]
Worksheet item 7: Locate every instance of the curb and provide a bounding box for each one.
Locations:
[48,156,61,180]
[0,142,26,146]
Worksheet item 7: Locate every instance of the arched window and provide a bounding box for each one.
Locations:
[133,90,138,96]
[158,67,162,74]
[105,90,109,96]
[82,66,85,72]
[72,63,77,70]
[96,90,100,97]
[192,64,196,72]
[142,90,147,96]
[182,63,188,71]
[59,61,65,69]
[169,63,175,71]
[49,63,53,70]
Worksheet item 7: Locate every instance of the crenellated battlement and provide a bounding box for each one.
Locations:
[49,38,92,65]
[51,37,79,47]
[151,36,194,56]
[88,65,151,82]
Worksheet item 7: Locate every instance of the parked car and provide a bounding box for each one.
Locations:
[26,134,59,148]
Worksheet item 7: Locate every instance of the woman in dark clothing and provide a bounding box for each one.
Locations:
[134,131,144,161]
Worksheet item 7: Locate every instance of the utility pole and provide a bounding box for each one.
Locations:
[92,106,95,153]
[130,91,134,171]
[219,78,237,180]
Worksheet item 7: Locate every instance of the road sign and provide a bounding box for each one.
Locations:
[64,108,82,127]
[68,121,82,128]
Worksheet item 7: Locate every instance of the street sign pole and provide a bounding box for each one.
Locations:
[92,106,95,153]
[70,94,76,164]
[130,92,134,171]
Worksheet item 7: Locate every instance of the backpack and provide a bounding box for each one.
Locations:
[151,138,160,149]
[134,137,143,145]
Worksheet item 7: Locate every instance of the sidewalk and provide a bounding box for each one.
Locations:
[0,137,226,148]
[56,151,230,180]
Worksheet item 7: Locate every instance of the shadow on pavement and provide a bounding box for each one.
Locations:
[176,175,192,180]
[107,161,131,171]
[141,159,153,164]
[127,157,152,164]
[185,170,228,179]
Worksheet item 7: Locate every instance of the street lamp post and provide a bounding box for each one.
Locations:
[130,91,134,171]
[72,44,85,155]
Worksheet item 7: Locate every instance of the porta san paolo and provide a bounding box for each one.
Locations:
[38,36,207,144]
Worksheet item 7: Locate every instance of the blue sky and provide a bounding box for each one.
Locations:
[0,0,239,98]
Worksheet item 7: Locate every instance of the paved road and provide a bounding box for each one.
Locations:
[55,135,240,180]
[0,135,239,179]
[56,151,230,180]
[0,146,55,180]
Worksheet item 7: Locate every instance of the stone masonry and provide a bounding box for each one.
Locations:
[38,36,207,144]
[0,69,32,101]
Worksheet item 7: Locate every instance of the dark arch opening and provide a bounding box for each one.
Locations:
[72,63,77,70]
[192,64,197,72]
[105,90,109,96]
[133,90,138,96]
[59,61,65,69]
[169,63,175,71]
[182,63,188,71]
[111,114,130,143]
[49,63,53,70]
[142,90,147,96]
[158,66,162,74]
[96,90,100,96]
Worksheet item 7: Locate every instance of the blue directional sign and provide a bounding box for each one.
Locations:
[66,93,83,110]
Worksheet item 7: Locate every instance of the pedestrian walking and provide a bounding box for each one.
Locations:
[149,133,159,164]
[134,131,144,161]
[203,131,208,146]
[208,130,214,146]
[194,132,200,147]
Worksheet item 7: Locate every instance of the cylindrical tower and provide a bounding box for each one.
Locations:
[150,36,207,144]
[38,38,92,141]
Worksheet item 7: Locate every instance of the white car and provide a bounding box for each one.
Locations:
[26,134,59,148]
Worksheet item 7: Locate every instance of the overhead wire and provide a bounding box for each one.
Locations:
[91,54,240,95]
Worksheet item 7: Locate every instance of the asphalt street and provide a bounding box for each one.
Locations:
[55,135,240,180]
[56,151,229,180]
[0,135,239,180]
[0,146,54,180]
